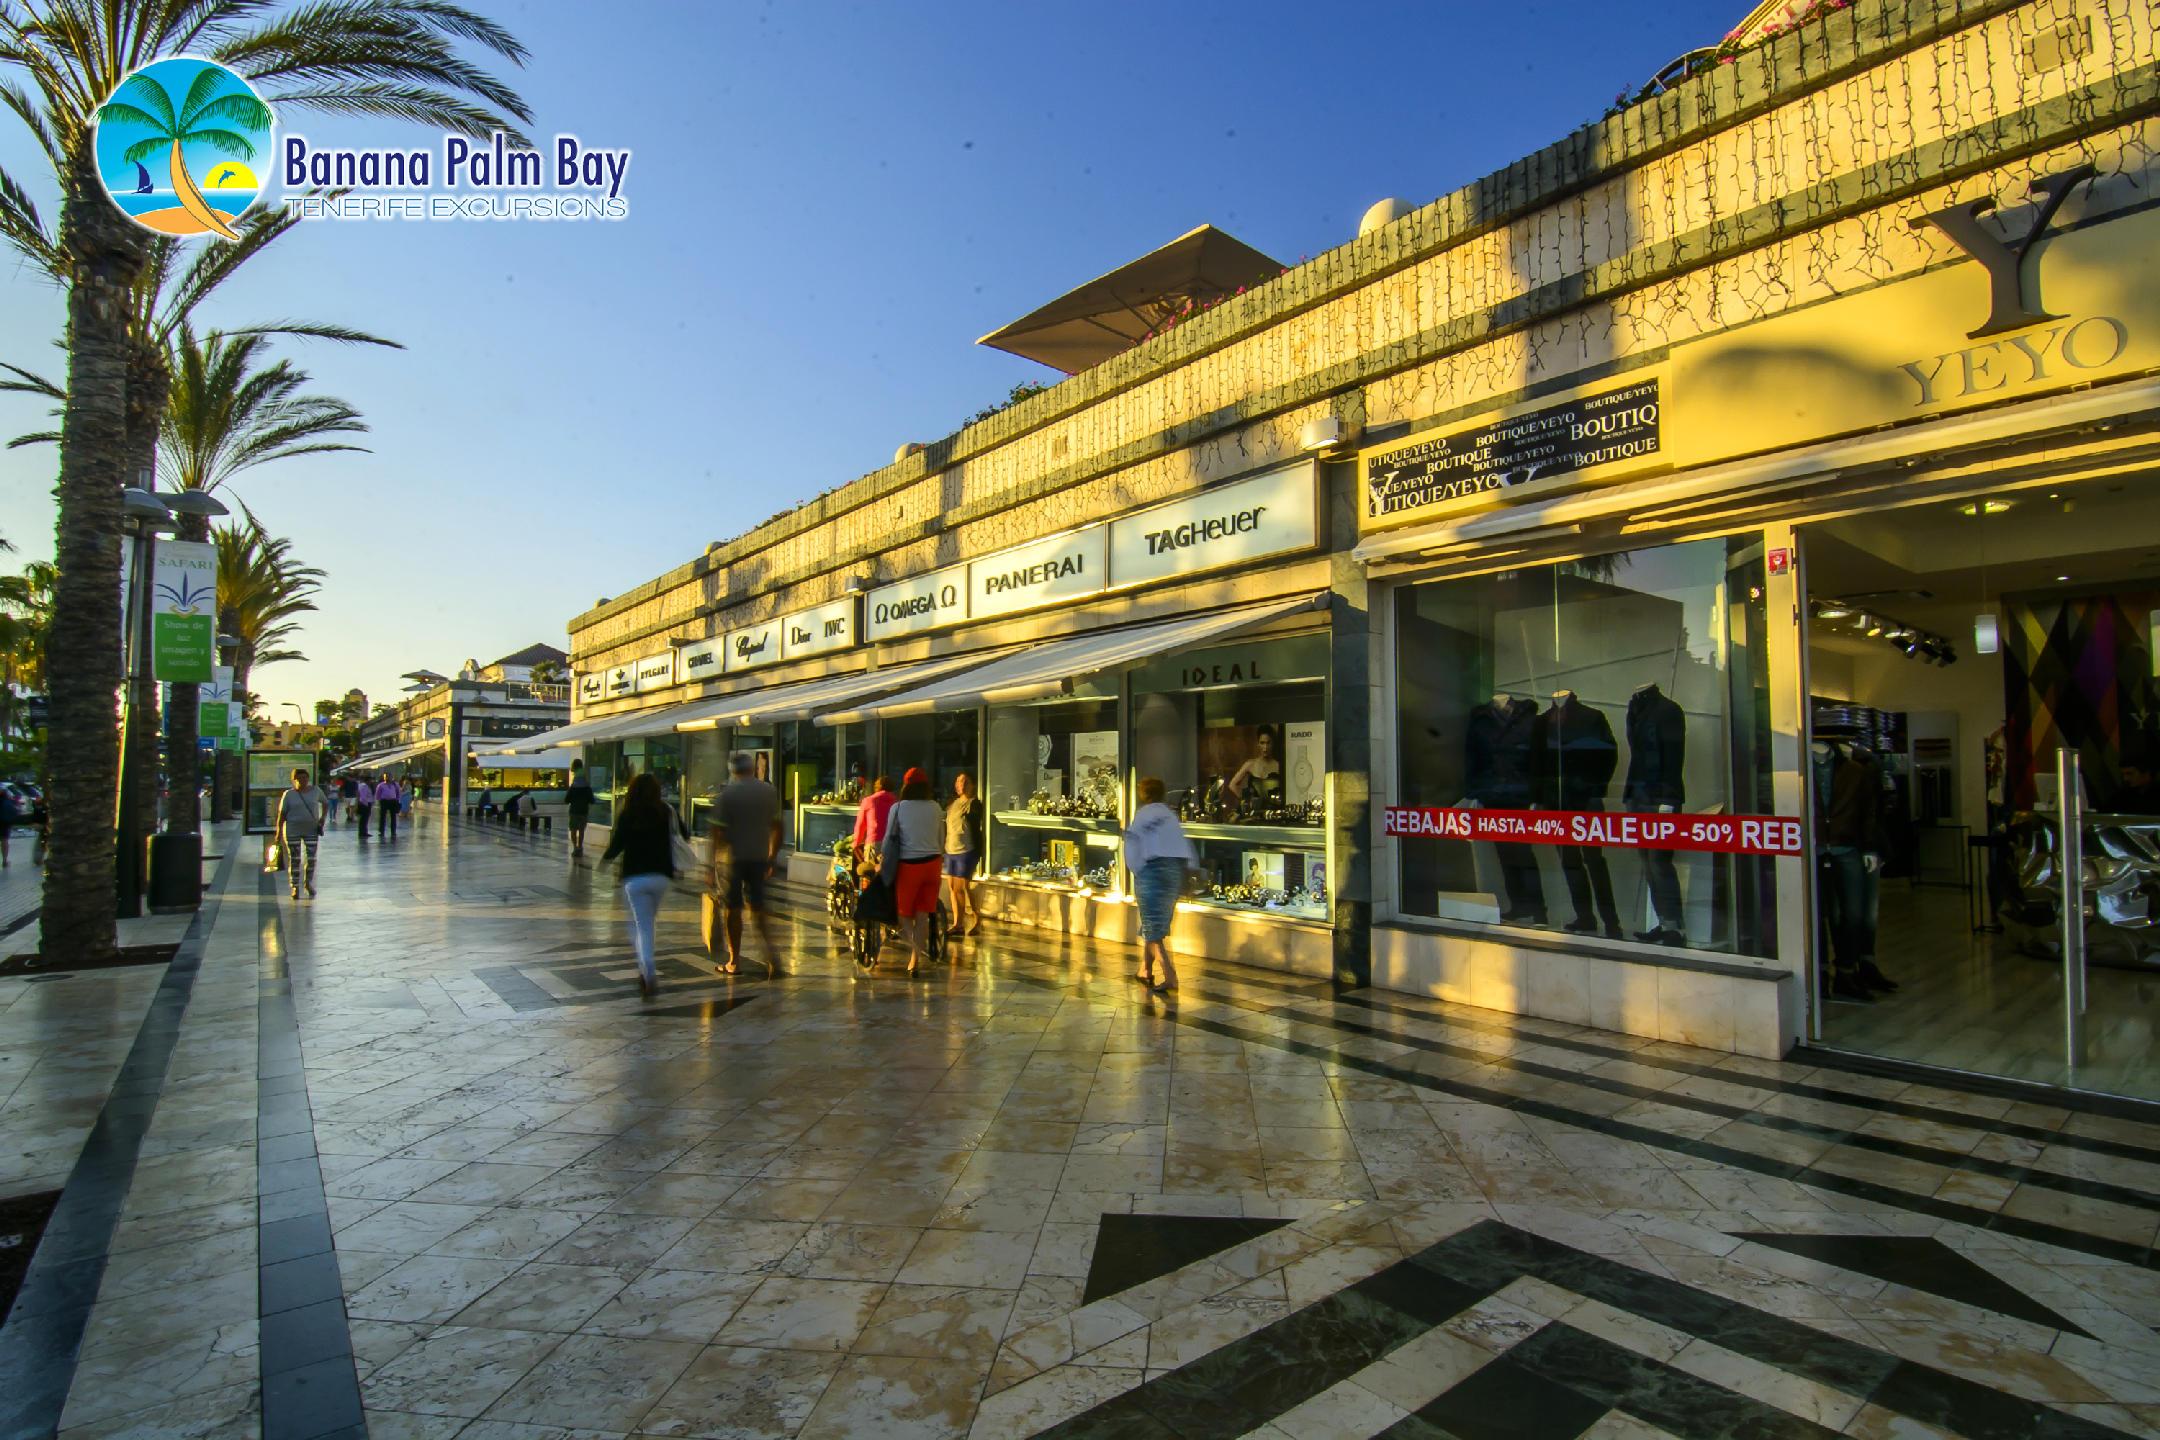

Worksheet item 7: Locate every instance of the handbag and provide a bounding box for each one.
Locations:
[669,827,704,887]
[264,839,283,871]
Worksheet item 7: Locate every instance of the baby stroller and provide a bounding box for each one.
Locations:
[827,838,858,923]
[846,839,945,969]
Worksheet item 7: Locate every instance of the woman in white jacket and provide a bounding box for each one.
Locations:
[1122,777,1193,993]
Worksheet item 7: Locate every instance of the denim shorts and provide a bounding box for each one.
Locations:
[943,852,980,879]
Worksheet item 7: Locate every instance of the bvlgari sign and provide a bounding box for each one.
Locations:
[633,651,676,693]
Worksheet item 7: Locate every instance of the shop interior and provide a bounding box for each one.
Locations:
[1802,478,2160,1099]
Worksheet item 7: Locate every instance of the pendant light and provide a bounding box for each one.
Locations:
[1973,499,1998,655]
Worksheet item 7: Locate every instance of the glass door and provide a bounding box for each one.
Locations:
[1801,477,2160,1100]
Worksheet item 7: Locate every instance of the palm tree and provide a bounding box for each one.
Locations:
[213,512,321,718]
[0,0,528,961]
[97,63,269,240]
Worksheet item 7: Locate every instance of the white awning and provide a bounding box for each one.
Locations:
[817,595,1326,725]
[670,648,1023,733]
[486,703,690,754]
[466,751,572,771]
[337,738,441,773]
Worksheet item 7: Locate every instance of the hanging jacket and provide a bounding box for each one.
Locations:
[1623,686,1687,809]
[1532,696,1619,809]
[1463,698,1538,807]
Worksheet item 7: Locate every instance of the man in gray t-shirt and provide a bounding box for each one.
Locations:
[713,753,783,976]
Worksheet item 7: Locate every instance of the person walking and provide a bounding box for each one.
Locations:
[883,768,945,974]
[565,759,596,857]
[324,779,340,828]
[400,777,415,825]
[354,775,374,839]
[601,772,686,998]
[851,772,896,856]
[943,772,983,938]
[275,767,328,899]
[714,752,784,976]
[377,772,400,840]
[1123,777,1193,993]
[0,784,18,868]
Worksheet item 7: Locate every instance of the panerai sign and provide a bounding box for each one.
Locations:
[971,528,1105,620]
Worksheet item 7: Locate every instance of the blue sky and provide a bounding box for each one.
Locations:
[0,0,1744,719]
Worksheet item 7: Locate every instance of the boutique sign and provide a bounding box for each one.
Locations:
[782,597,856,660]
[724,618,781,673]
[677,637,724,682]
[1383,805,1803,856]
[864,462,1319,641]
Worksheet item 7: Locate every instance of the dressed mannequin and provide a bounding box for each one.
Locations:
[1813,735,1897,1001]
[1533,689,1622,939]
[1624,682,1687,945]
[1464,693,1545,924]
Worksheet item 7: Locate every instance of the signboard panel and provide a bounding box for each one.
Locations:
[782,598,856,660]
[604,664,635,698]
[678,637,724,686]
[1361,379,1662,532]
[576,673,604,705]
[150,539,218,682]
[1382,806,1803,856]
[245,747,320,835]
[865,563,968,642]
[633,651,676,693]
[969,527,1106,621]
[1109,463,1318,589]
[725,618,781,673]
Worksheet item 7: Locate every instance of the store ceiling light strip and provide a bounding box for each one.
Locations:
[1352,376,2160,565]
[815,593,1325,726]
[669,647,1023,733]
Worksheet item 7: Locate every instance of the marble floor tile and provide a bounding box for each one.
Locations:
[713,1275,889,1352]
[360,1324,568,1417]
[482,1332,702,1431]
[636,1344,844,1439]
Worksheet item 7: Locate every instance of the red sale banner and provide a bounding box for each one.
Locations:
[1382,806,1803,856]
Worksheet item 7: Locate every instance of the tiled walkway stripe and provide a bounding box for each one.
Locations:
[0,848,236,1440]
[254,865,364,1440]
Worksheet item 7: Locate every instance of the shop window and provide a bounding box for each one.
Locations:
[1130,633,1331,920]
[1392,537,1775,957]
[618,735,684,817]
[800,721,870,861]
[583,743,618,826]
[986,693,1121,892]
[882,711,980,794]
[683,730,729,834]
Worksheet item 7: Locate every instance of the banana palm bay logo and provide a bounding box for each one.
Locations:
[95,57,271,240]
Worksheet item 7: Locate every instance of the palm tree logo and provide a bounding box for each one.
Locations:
[95,58,273,241]
[155,573,215,615]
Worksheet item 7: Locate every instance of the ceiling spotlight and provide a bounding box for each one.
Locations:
[1885,627,1916,643]
[1864,617,1884,637]
[2056,574,2071,582]
[1815,603,1855,620]
[1957,500,2014,516]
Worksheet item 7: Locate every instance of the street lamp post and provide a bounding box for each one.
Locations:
[116,485,226,918]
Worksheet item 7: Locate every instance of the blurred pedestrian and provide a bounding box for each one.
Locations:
[377,772,400,840]
[602,772,687,998]
[714,752,783,976]
[565,758,595,857]
[1123,776,1192,993]
[354,774,374,839]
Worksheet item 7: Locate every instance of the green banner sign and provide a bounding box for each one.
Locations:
[199,698,232,741]
[155,612,214,682]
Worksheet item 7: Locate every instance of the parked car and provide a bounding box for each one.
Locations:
[1,781,44,827]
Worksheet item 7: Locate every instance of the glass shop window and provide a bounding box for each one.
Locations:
[799,721,870,862]
[1391,536,1776,958]
[1129,633,1331,920]
[985,692,1122,892]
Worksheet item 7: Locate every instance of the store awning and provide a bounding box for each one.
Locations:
[817,594,1326,725]
[336,738,441,773]
[670,648,1023,733]
[466,751,571,771]
[485,703,690,755]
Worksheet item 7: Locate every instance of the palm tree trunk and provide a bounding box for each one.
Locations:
[44,146,148,963]
[166,140,239,242]
[122,348,167,848]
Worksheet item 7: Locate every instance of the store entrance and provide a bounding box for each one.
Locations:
[1801,477,2160,1100]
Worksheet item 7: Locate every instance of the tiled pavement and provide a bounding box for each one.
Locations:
[5,811,2160,1440]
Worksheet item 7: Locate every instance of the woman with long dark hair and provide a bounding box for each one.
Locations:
[601,771,688,997]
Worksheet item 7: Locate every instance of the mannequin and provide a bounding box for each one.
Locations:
[1464,692,1545,924]
[1813,734,1897,1000]
[1624,682,1688,945]
[1533,689,1622,938]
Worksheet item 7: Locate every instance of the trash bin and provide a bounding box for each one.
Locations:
[145,832,202,913]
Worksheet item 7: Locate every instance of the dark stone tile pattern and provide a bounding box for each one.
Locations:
[256,866,363,1440]
[0,849,237,1440]
[1740,1232,2092,1337]
[1038,1221,2141,1440]
[1082,1213,1291,1305]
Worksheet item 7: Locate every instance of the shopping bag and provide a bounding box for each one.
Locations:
[701,891,722,953]
[264,840,282,872]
